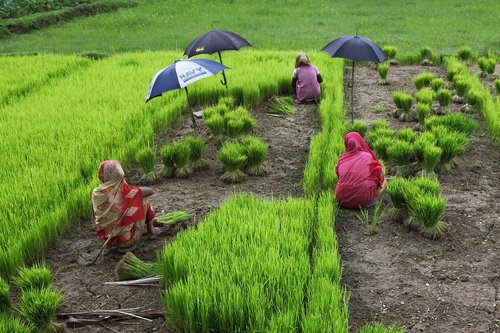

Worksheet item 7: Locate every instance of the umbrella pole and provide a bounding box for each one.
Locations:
[351,61,355,124]
[218,51,229,94]
[184,87,197,130]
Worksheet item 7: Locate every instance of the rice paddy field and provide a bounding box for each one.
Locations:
[0,0,499,332]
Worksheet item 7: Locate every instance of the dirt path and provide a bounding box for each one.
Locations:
[45,101,320,332]
[337,64,500,332]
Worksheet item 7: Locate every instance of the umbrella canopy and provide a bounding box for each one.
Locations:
[321,35,386,63]
[145,58,228,103]
[184,30,252,58]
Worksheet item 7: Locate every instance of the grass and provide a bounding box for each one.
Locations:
[1,0,499,56]
[0,278,10,312]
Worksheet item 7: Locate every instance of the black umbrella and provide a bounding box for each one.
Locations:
[184,30,252,91]
[321,35,386,123]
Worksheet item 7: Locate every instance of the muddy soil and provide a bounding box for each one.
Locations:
[338,64,500,332]
[45,101,320,332]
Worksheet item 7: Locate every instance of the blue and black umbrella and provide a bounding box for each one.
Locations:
[184,30,252,90]
[146,58,229,128]
[322,35,386,123]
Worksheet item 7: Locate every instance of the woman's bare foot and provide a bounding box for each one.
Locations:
[147,227,161,240]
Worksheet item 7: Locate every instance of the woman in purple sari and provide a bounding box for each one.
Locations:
[292,52,323,103]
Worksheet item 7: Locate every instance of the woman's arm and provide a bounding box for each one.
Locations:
[139,186,155,197]
[292,77,297,93]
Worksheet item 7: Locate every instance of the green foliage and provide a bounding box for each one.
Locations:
[268,96,294,115]
[387,140,414,165]
[157,211,191,226]
[436,89,452,107]
[20,288,61,332]
[0,278,9,312]
[415,87,435,106]
[432,126,469,167]
[413,72,435,90]
[370,120,389,132]
[425,113,476,136]
[224,107,255,138]
[135,145,156,182]
[218,141,247,183]
[467,88,484,107]
[171,141,192,178]
[386,177,410,210]
[184,136,208,171]
[431,78,444,92]
[412,175,441,196]
[372,137,392,160]
[420,46,433,60]
[366,128,394,145]
[160,144,176,177]
[345,120,368,137]
[218,96,235,109]
[422,143,442,173]
[477,56,496,75]
[392,92,413,112]
[357,322,407,333]
[115,252,160,281]
[416,103,430,126]
[382,46,397,59]
[356,201,383,235]
[457,46,473,61]
[372,106,385,114]
[0,314,30,333]
[454,77,471,97]
[413,131,437,162]
[205,113,225,138]
[396,128,417,143]
[13,263,51,292]
[377,63,389,83]
[242,136,268,176]
[408,194,445,237]
[495,79,500,95]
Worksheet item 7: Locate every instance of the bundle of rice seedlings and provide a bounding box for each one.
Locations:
[268,96,295,115]
[14,263,51,292]
[436,89,452,108]
[218,141,247,183]
[242,136,268,176]
[135,146,156,182]
[157,211,191,225]
[387,140,414,166]
[345,120,368,137]
[413,72,435,90]
[396,128,417,143]
[454,77,471,97]
[386,177,411,220]
[218,96,235,109]
[392,92,413,120]
[172,142,192,178]
[416,87,435,106]
[202,106,219,121]
[0,278,10,312]
[0,314,30,333]
[356,322,406,333]
[416,103,430,127]
[365,128,394,145]
[370,120,389,132]
[160,144,176,177]
[115,252,160,281]
[466,88,484,108]
[457,46,473,61]
[495,79,500,95]
[408,194,445,237]
[233,106,255,135]
[377,63,389,84]
[184,136,208,171]
[422,143,442,174]
[425,113,476,136]
[225,117,245,138]
[382,46,397,60]
[20,288,62,333]
[413,131,437,162]
[478,57,496,76]
[372,137,392,160]
[420,46,433,61]
[432,127,469,168]
[205,113,225,138]
[431,78,444,92]
[412,175,441,196]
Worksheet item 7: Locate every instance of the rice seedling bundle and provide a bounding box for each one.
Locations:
[467,88,485,107]
[202,106,219,121]
[431,78,444,92]
[432,127,469,168]
[416,103,430,126]
[171,141,192,178]
[420,46,433,61]
[387,140,414,166]
[13,264,51,292]
[454,77,471,97]
[20,288,61,332]
[365,128,395,145]
[412,175,441,196]
[115,252,160,281]
[416,87,435,106]
[345,120,368,137]
[477,57,496,75]
[372,137,392,160]
[0,314,30,333]
[157,211,191,225]
[233,106,256,134]
[408,194,445,237]
[370,120,389,132]
[218,96,235,109]
[422,143,442,173]
[225,117,245,138]
[205,113,225,138]
[413,72,435,90]
[356,322,406,333]
[135,146,156,182]
[218,142,247,183]
[0,278,9,312]
[184,136,208,171]
[425,113,476,136]
[268,96,295,115]
[392,91,413,112]
[413,131,437,161]
[242,136,268,176]
[457,46,473,61]
[387,177,411,210]
[160,144,176,177]
[495,79,500,95]
[445,57,468,81]
[377,63,389,84]
[436,89,452,107]
[382,46,397,60]
[396,128,417,143]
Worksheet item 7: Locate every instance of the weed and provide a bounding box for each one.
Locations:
[377,63,389,84]
[218,141,247,183]
[416,87,435,106]
[346,120,368,137]
[436,89,452,107]
[396,128,417,143]
[416,103,430,127]
[268,96,295,115]
[135,145,156,182]
[115,252,160,281]
[382,46,397,60]
[420,46,433,60]
[457,46,473,61]
[20,288,62,332]
[413,72,435,90]
[0,278,9,312]
[431,78,444,92]
[185,136,208,171]
[242,136,268,176]
[160,144,176,177]
[408,194,445,238]
[372,106,385,114]
[13,263,51,292]
[356,202,382,235]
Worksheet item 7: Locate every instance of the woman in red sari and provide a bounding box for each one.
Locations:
[91,160,160,251]
[334,132,387,208]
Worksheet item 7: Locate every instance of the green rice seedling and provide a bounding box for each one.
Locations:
[373,105,385,113]
[416,87,435,106]
[422,143,442,174]
[387,140,414,166]
[356,201,383,235]
[467,88,484,108]
[382,46,397,60]
[431,78,444,92]
[205,113,225,138]
[14,263,51,292]
[218,142,247,183]
[242,136,268,176]
[454,77,471,97]
[426,113,476,136]
[202,106,218,121]
[432,127,469,169]
[0,278,10,312]
[486,57,496,74]
[218,96,235,109]
[345,120,368,137]
[184,136,208,171]
[172,142,192,178]
[416,103,430,127]
[408,194,445,237]
[233,106,256,135]
[115,252,160,281]
[365,128,394,145]
[370,120,389,132]
[436,89,452,108]
[412,175,441,196]
[157,211,191,225]
[457,46,473,61]
[478,57,496,76]
[268,96,295,115]
[495,79,500,95]
[413,131,437,161]
[392,92,413,120]
[135,146,156,182]
[372,137,392,160]
[356,322,406,333]
[224,107,255,138]
[386,177,410,220]
[420,46,433,61]
[20,288,62,332]
[225,117,245,138]
[377,63,389,84]
[413,72,435,90]
[0,314,30,333]
[396,128,417,143]
[160,144,176,177]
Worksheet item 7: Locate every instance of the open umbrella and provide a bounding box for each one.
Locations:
[145,58,229,128]
[184,30,251,90]
[321,35,386,123]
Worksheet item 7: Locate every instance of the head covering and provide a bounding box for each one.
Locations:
[343,131,379,163]
[92,160,146,246]
[295,52,311,68]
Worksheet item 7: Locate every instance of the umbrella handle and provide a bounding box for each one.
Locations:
[220,70,227,86]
